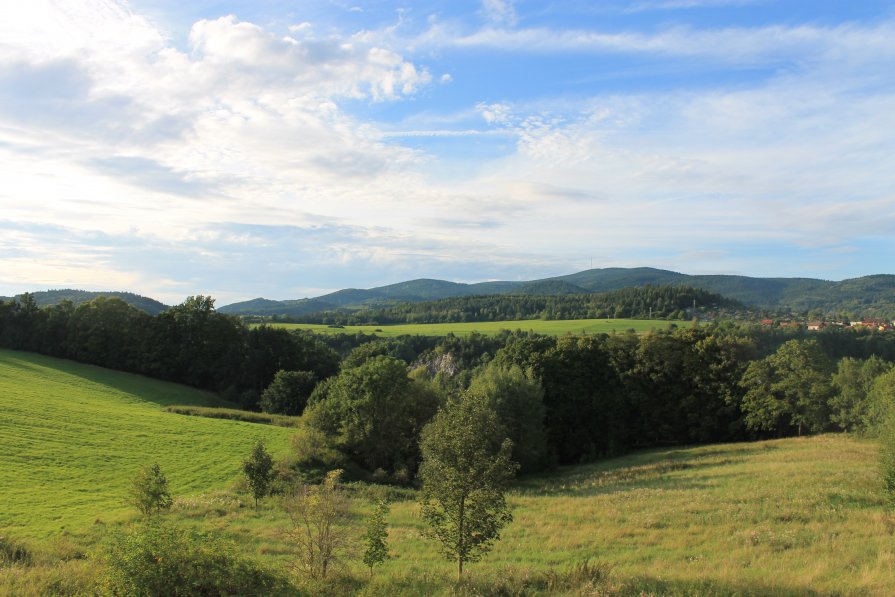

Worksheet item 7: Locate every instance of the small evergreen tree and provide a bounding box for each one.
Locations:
[362,499,390,577]
[243,440,274,508]
[130,463,173,516]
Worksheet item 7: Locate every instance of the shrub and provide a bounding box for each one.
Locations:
[243,440,274,508]
[165,405,300,427]
[0,536,32,567]
[261,370,317,416]
[130,463,173,517]
[102,521,286,595]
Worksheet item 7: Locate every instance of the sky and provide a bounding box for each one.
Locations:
[1,0,894,305]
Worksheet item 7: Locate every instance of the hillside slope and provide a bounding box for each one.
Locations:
[220,268,895,317]
[0,289,169,315]
[0,349,293,537]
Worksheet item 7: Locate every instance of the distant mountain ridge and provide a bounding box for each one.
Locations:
[0,289,168,315]
[218,267,895,318]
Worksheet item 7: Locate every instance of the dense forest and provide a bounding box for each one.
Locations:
[3,292,895,481]
[286,285,745,325]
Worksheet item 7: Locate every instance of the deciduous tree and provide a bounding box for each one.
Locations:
[285,469,350,580]
[362,499,390,578]
[130,463,173,517]
[419,395,518,579]
[243,440,274,508]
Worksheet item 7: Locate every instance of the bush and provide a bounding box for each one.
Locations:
[165,405,300,427]
[102,521,287,595]
[291,426,344,471]
[0,536,32,567]
[261,370,317,416]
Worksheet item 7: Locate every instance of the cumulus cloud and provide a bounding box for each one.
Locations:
[1,0,894,298]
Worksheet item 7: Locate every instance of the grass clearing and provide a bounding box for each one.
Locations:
[0,349,293,539]
[2,349,892,594]
[149,434,891,595]
[267,318,685,337]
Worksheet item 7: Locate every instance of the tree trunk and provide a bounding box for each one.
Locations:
[457,495,465,581]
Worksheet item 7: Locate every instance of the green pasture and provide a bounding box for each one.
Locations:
[2,349,892,594]
[0,349,293,538]
[137,434,891,595]
[268,317,684,337]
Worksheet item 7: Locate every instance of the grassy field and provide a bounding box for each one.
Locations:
[166,434,887,596]
[0,349,293,538]
[2,349,892,594]
[268,318,684,337]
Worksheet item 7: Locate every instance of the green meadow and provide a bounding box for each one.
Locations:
[269,317,683,337]
[2,349,893,595]
[0,349,293,538]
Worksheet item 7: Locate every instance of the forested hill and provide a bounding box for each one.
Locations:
[0,289,168,315]
[293,286,744,325]
[219,268,895,318]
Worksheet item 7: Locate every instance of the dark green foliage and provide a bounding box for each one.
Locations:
[260,370,317,416]
[340,335,439,368]
[419,395,518,579]
[3,289,167,314]
[881,433,895,510]
[867,369,895,436]
[739,340,835,436]
[362,500,390,577]
[243,440,274,507]
[221,268,895,319]
[294,285,741,325]
[0,536,32,567]
[103,521,285,596]
[130,463,173,517]
[306,356,441,477]
[830,356,893,432]
[468,363,549,473]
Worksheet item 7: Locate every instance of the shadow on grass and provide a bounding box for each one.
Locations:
[616,574,827,597]
[514,443,778,498]
[315,565,830,597]
[0,349,228,408]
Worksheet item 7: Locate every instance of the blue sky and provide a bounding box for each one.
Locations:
[1,1,894,304]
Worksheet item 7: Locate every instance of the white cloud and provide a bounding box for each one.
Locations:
[481,0,518,27]
[413,19,895,68]
[1,1,894,297]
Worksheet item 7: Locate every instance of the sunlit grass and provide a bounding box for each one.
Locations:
[2,349,891,594]
[0,349,293,539]
[268,318,684,337]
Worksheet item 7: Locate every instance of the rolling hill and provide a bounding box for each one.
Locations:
[219,268,895,318]
[0,289,169,315]
[0,349,293,538]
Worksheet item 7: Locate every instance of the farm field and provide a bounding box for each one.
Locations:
[268,317,684,337]
[0,349,293,538]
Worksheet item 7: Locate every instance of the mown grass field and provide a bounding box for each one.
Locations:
[269,318,683,337]
[2,349,892,595]
[0,349,293,538]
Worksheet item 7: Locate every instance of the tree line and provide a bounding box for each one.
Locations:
[0,294,340,409]
[4,293,895,479]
